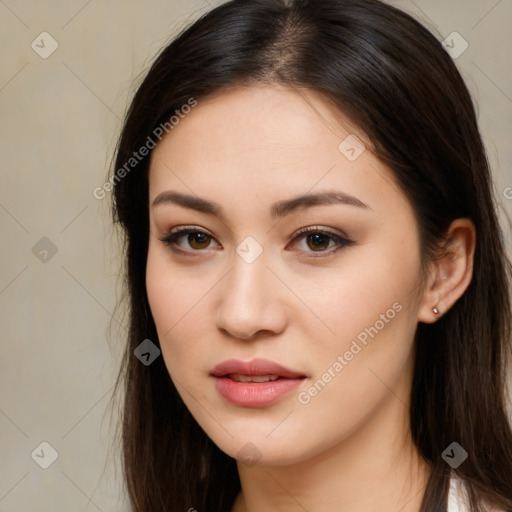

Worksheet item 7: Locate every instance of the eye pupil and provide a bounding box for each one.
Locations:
[307,233,329,251]
[189,233,210,249]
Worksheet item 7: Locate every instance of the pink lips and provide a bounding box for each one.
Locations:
[211,358,306,407]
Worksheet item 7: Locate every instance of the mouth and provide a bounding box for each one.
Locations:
[211,358,306,407]
[225,374,281,382]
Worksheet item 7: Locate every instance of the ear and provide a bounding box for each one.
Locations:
[418,218,476,324]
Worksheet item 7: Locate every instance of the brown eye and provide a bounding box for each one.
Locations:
[290,227,355,256]
[187,232,212,250]
[160,228,220,254]
[160,226,354,257]
[305,232,331,251]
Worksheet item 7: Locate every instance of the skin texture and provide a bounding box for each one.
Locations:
[146,84,476,512]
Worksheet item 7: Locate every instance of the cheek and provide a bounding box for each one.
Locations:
[286,262,421,458]
[303,235,422,356]
[146,249,222,440]
[295,235,423,412]
[146,246,176,333]
[145,243,216,377]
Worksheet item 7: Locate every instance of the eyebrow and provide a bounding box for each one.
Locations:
[151,190,369,218]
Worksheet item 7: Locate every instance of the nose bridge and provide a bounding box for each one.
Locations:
[235,257,261,295]
[215,246,287,339]
[224,250,270,314]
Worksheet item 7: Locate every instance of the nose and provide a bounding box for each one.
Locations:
[215,253,288,341]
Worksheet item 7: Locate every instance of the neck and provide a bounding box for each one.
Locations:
[231,393,430,512]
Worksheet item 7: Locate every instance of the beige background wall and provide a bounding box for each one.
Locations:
[0,1,511,511]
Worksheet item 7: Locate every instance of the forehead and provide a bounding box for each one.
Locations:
[148,84,403,216]
[151,84,367,164]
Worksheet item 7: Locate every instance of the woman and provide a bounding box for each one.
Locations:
[111,0,512,510]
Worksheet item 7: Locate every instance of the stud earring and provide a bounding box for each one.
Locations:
[432,306,439,315]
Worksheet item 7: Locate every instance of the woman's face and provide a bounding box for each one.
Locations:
[146,84,427,466]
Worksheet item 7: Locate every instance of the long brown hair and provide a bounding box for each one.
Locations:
[111,0,512,510]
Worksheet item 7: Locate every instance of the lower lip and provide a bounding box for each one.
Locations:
[213,376,304,407]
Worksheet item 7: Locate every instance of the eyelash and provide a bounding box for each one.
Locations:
[158,225,354,257]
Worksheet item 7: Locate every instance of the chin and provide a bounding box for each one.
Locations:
[202,421,324,467]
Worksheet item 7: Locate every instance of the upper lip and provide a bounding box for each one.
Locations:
[211,358,306,379]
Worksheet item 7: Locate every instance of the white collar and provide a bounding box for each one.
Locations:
[447,476,503,512]
[447,476,469,512]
